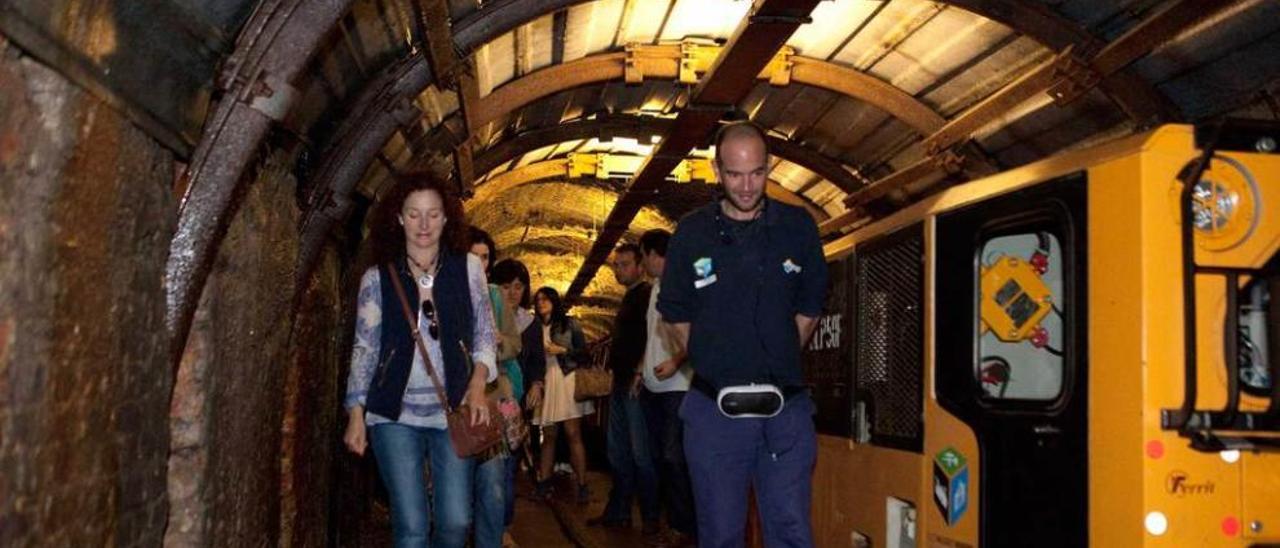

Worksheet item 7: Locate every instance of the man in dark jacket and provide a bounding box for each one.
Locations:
[588,243,659,534]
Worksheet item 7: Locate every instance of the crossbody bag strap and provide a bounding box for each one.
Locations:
[385,262,453,414]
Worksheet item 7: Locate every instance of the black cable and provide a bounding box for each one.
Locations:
[1043,344,1064,357]
[1035,231,1052,254]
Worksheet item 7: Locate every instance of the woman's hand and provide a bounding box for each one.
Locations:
[545,342,568,355]
[526,382,544,410]
[344,407,368,456]
[463,366,492,426]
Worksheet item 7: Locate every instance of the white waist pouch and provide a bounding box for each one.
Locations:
[716,384,784,418]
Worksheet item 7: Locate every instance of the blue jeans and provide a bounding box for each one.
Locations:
[643,390,696,536]
[474,455,507,548]
[504,452,518,527]
[369,423,474,548]
[602,387,659,523]
[681,389,816,548]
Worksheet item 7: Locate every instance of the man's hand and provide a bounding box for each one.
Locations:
[343,407,368,456]
[653,359,679,381]
[629,372,644,398]
[796,314,820,347]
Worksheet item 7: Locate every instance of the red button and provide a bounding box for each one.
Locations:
[1145,440,1164,459]
[1222,517,1240,537]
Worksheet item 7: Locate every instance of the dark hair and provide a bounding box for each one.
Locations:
[639,229,671,258]
[615,242,642,262]
[370,171,469,263]
[534,286,569,333]
[468,226,497,269]
[712,121,768,165]
[490,258,531,308]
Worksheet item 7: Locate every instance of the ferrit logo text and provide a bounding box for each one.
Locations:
[1165,470,1215,497]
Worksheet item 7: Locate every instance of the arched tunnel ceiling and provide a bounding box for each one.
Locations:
[7,0,1276,347]
[270,0,1280,340]
[28,0,1265,348]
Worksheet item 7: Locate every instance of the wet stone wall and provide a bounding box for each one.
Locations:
[165,150,302,546]
[0,39,176,546]
[279,244,346,547]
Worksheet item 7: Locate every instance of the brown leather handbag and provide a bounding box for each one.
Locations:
[574,366,613,401]
[386,264,503,458]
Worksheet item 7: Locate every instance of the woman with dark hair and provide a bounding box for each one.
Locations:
[342,172,497,548]
[467,230,520,548]
[468,226,497,275]
[487,258,539,547]
[529,286,594,503]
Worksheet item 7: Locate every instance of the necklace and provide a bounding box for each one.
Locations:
[407,253,439,289]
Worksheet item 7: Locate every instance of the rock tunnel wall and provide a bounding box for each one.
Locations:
[0,39,176,546]
[0,35,353,545]
[165,148,320,547]
[280,244,347,548]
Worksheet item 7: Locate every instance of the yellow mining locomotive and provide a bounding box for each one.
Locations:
[803,122,1280,547]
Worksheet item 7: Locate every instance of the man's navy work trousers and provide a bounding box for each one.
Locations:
[681,388,817,548]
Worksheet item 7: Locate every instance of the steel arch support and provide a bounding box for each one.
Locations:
[165,0,353,366]
[464,157,823,218]
[295,0,589,285]
[473,48,946,136]
[472,114,865,194]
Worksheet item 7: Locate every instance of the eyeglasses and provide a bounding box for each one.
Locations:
[422,299,439,340]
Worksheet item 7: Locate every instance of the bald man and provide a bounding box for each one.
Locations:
[657,121,828,547]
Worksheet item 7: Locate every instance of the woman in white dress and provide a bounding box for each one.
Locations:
[527,286,594,503]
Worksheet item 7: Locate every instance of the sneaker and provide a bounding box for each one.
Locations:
[576,484,590,505]
[533,480,552,500]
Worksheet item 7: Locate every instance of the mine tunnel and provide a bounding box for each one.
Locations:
[2,0,1280,546]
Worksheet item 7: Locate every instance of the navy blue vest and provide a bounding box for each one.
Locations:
[366,252,475,421]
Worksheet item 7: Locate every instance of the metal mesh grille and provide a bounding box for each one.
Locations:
[855,228,924,449]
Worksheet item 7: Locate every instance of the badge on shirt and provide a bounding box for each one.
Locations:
[783,258,802,274]
[694,257,718,289]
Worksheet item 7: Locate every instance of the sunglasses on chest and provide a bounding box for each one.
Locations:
[421,299,439,340]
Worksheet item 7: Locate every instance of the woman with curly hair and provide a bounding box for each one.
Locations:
[342,172,497,547]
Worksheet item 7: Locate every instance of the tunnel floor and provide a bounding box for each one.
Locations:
[354,467,682,547]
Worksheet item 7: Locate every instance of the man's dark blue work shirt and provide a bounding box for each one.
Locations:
[657,198,828,390]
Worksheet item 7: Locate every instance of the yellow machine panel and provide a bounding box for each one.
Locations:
[809,123,1280,548]
[979,255,1053,342]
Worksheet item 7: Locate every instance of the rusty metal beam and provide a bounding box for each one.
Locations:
[413,0,459,81]
[922,47,1079,154]
[1092,0,1243,77]
[833,0,1243,231]
[296,0,589,282]
[167,0,354,367]
[941,0,1174,126]
[411,0,482,195]
[472,114,865,194]
[843,151,962,209]
[564,0,824,301]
